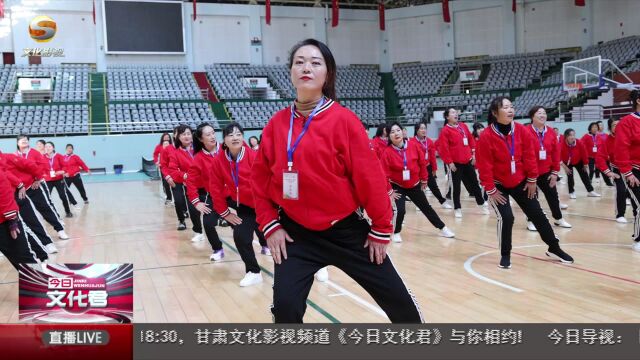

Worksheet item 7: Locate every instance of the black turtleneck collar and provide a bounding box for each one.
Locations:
[495,122,512,136]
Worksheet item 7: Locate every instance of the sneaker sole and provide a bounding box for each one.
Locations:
[498,264,511,269]
[545,251,574,264]
[553,223,572,228]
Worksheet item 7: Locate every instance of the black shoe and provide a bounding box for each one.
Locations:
[65,212,73,218]
[218,219,229,227]
[499,255,511,269]
[177,222,187,231]
[84,200,89,204]
[184,211,190,219]
[546,247,574,264]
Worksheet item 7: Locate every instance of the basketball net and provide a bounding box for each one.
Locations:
[566,83,583,99]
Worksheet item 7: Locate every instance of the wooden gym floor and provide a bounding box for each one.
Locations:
[0,172,638,323]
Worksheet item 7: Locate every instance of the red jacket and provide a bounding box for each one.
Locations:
[186,143,221,206]
[580,133,602,159]
[0,170,19,224]
[0,152,41,189]
[476,122,538,193]
[251,99,393,243]
[209,145,256,217]
[42,153,65,182]
[437,122,475,165]
[153,144,163,164]
[167,146,196,184]
[15,148,48,179]
[409,136,438,171]
[62,154,89,177]
[160,145,175,178]
[614,112,640,177]
[596,134,617,174]
[371,136,387,160]
[527,124,560,176]
[381,140,428,189]
[560,138,588,166]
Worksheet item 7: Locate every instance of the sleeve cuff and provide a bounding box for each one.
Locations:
[551,171,559,176]
[17,183,24,189]
[526,177,537,183]
[219,208,231,218]
[3,210,17,220]
[624,171,633,178]
[387,189,393,196]
[603,169,611,175]
[367,229,391,244]
[486,187,497,195]
[164,175,172,181]
[262,220,282,239]
[190,198,201,206]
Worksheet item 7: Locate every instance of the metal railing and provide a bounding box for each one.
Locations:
[107,88,209,101]
[0,90,89,103]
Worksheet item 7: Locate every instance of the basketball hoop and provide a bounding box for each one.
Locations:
[566,83,583,99]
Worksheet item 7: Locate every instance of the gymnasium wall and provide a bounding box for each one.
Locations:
[592,0,640,44]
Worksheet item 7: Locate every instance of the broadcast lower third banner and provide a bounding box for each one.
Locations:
[0,324,638,359]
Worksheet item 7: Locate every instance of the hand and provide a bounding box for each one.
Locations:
[420,182,428,191]
[223,212,243,226]
[627,174,640,187]
[584,165,589,173]
[606,172,620,180]
[488,190,508,205]
[167,178,176,188]
[391,190,401,200]
[523,181,537,199]
[88,170,92,176]
[364,239,388,265]
[56,170,65,176]
[562,165,573,175]
[471,157,476,166]
[8,219,20,240]
[449,163,457,172]
[18,187,26,200]
[30,180,41,190]
[267,228,294,265]
[548,174,557,188]
[195,202,212,215]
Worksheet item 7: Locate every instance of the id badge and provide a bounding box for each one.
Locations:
[463,138,469,146]
[283,170,299,200]
[402,169,410,181]
[539,150,547,160]
[50,170,56,178]
[592,146,598,153]
[510,160,516,174]
[425,152,429,160]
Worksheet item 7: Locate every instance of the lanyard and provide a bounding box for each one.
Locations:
[287,98,325,170]
[567,142,576,162]
[491,124,515,160]
[47,155,55,170]
[591,134,597,146]
[393,142,408,169]
[183,145,194,159]
[64,154,72,162]
[416,137,428,153]
[451,124,467,140]
[532,126,546,150]
[227,147,244,207]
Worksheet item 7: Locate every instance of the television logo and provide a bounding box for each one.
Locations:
[29,15,57,42]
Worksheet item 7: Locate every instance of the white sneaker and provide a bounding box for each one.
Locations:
[560,203,569,209]
[554,218,572,228]
[481,203,490,215]
[569,193,577,199]
[392,233,403,243]
[191,232,205,242]
[210,249,224,261]
[527,221,537,231]
[439,226,455,238]
[626,199,632,206]
[616,217,628,224]
[239,272,263,287]
[633,242,640,252]
[45,243,58,254]
[587,191,601,197]
[57,230,69,240]
[73,204,81,210]
[441,201,453,209]
[454,209,462,218]
[314,267,329,282]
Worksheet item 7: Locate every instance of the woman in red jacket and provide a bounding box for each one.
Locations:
[597,117,635,224]
[167,125,202,237]
[382,122,455,243]
[154,133,173,205]
[614,90,640,252]
[410,121,451,209]
[208,123,264,287]
[0,170,42,270]
[63,144,90,205]
[437,108,489,218]
[476,97,573,269]
[251,39,422,323]
[371,124,388,159]
[560,129,600,199]
[525,106,571,231]
[581,122,613,186]
[43,142,72,218]
[187,122,224,260]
